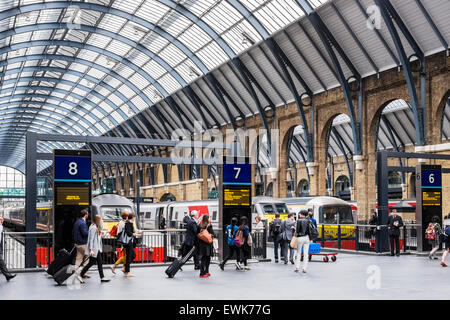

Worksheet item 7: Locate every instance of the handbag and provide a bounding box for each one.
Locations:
[198,228,213,244]
[117,231,132,246]
[290,232,299,249]
[247,233,253,246]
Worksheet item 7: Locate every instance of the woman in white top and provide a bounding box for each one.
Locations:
[111,210,130,274]
[78,215,110,283]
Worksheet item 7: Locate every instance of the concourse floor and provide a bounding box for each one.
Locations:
[1,253,449,300]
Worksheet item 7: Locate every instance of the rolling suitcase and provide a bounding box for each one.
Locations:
[46,247,75,276]
[53,256,89,285]
[165,246,196,278]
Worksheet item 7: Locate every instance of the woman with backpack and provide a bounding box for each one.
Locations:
[197,214,214,278]
[235,216,251,271]
[219,217,239,271]
[426,216,442,260]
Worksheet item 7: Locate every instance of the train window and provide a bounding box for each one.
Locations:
[320,207,338,224]
[262,205,275,214]
[145,212,151,219]
[100,206,132,221]
[275,204,289,214]
[337,206,354,224]
[169,207,173,221]
[175,212,179,220]
[212,211,217,221]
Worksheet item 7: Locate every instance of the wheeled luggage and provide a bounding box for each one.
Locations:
[165,246,196,278]
[46,247,74,276]
[53,256,89,285]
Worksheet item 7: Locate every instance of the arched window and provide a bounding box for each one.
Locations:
[335,175,350,200]
[297,179,310,197]
[266,182,273,197]
[388,172,402,188]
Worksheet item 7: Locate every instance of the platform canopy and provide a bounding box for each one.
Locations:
[0,0,448,172]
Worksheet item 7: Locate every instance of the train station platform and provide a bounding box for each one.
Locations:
[1,253,448,300]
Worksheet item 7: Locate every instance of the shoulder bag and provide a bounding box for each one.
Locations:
[290,231,299,249]
[117,231,132,246]
[198,228,213,244]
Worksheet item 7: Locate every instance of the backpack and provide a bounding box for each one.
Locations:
[308,220,319,241]
[110,224,118,238]
[425,223,436,240]
[271,220,281,236]
[234,229,245,247]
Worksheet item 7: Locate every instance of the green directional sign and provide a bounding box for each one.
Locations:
[0,188,25,196]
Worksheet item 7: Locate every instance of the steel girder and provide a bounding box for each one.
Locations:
[1,55,168,136]
[265,37,314,162]
[295,0,363,156]
[0,2,209,73]
[375,0,426,146]
[331,127,353,188]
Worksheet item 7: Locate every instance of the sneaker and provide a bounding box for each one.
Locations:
[200,274,208,278]
[206,273,211,277]
[275,259,279,263]
[441,262,447,267]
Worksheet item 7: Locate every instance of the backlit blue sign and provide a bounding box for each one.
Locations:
[223,163,251,185]
[54,156,91,182]
[421,169,441,188]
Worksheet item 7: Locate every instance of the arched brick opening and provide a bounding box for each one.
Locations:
[437,90,450,142]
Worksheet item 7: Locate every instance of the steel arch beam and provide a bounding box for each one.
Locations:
[375,0,425,145]
[0,2,209,73]
[0,22,187,86]
[1,54,168,136]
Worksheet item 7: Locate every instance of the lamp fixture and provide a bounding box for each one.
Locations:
[241,32,255,46]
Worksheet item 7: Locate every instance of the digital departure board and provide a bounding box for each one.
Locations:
[224,188,250,206]
[56,186,90,206]
[422,191,441,206]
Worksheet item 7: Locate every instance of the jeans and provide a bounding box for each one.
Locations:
[282,240,295,262]
[273,237,282,260]
[295,235,310,271]
[80,254,104,279]
[0,252,11,278]
[221,245,240,266]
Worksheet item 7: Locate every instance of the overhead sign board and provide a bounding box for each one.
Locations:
[54,155,91,182]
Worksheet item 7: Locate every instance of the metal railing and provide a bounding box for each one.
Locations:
[2,231,53,270]
[316,223,420,253]
[2,228,267,271]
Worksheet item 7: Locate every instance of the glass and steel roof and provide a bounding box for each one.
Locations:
[0,0,448,172]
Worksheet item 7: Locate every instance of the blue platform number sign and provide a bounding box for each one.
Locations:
[223,163,251,185]
[421,169,441,189]
[54,156,91,182]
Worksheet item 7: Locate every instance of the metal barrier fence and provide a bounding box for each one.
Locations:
[2,232,53,270]
[2,228,267,271]
[316,224,420,252]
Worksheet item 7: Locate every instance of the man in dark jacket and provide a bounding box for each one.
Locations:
[269,213,283,263]
[0,216,16,281]
[183,210,200,269]
[387,209,404,256]
[72,209,89,270]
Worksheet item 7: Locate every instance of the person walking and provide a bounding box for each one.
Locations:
[307,209,317,228]
[294,210,311,274]
[72,209,89,277]
[196,214,214,278]
[111,210,130,274]
[236,216,251,271]
[426,216,442,260]
[219,217,239,270]
[281,213,296,265]
[181,210,200,269]
[440,224,450,267]
[387,209,404,256]
[78,214,110,283]
[269,213,283,263]
[0,216,16,281]
[123,213,141,277]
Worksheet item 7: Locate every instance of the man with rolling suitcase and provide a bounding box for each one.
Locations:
[0,216,16,281]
